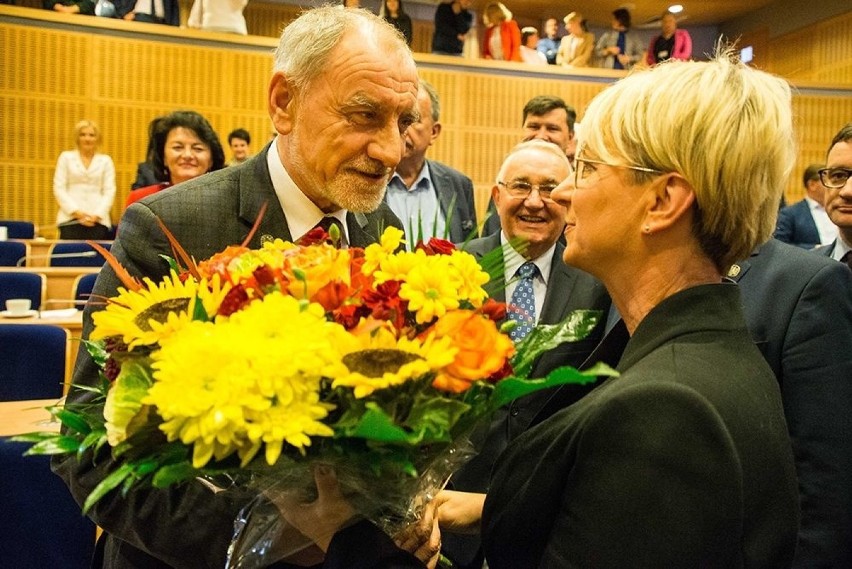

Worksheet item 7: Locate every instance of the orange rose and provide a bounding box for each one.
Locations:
[430,310,515,393]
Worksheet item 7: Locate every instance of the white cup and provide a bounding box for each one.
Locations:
[0,226,8,241]
[5,298,32,315]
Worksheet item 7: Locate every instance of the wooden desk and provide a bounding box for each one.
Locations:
[0,398,61,437]
[0,266,99,307]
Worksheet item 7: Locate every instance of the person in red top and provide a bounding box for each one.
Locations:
[125,110,225,207]
[482,2,521,62]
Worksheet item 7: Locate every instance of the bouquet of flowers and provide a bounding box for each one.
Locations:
[15,224,612,567]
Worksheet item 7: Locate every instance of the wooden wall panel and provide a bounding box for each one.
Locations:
[766,11,852,85]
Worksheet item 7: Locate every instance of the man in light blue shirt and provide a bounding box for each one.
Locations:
[385,79,478,247]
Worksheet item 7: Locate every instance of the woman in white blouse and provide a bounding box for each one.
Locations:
[187,0,248,36]
[53,120,116,240]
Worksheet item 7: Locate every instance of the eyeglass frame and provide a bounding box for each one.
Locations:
[818,167,852,189]
[574,155,663,188]
[497,180,559,202]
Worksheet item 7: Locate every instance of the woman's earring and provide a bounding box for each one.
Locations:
[644,225,651,234]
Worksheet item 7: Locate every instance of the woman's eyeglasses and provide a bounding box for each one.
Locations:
[574,156,662,188]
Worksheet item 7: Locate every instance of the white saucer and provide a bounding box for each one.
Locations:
[0,309,38,319]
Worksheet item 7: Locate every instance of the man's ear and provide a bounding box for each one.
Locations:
[491,184,502,208]
[644,173,696,233]
[430,121,442,145]
[269,72,296,136]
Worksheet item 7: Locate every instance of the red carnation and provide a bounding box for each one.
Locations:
[416,237,456,256]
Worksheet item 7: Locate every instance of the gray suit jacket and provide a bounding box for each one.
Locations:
[427,160,478,243]
[52,149,403,569]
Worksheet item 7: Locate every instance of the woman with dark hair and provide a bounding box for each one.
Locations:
[594,7,643,70]
[379,0,412,46]
[125,110,225,207]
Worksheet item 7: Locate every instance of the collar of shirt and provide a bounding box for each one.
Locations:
[266,141,349,246]
[804,196,825,212]
[831,235,852,262]
[389,161,433,193]
[500,232,556,286]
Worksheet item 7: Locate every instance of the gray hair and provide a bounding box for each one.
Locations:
[419,79,441,123]
[273,6,409,91]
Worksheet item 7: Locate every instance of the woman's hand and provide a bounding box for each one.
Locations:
[271,464,357,553]
[433,490,485,535]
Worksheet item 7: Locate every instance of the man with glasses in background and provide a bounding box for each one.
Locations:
[443,139,610,569]
[816,123,852,270]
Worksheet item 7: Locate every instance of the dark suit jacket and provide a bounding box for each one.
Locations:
[774,199,821,249]
[114,0,179,25]
[427,160,478,243]
[51,149,404,569]
[728,238,852,567]
[482,284,799,568]
[443,233,610,568]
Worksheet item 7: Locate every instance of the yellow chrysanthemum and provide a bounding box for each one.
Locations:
[362,226,405,274]
[146,292,352,468]
[398,255,463,324]
[91,272,229,348]
[333,325,457,398]
[448,251,490,306]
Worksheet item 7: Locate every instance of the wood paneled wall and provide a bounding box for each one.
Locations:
[2,5,851,235]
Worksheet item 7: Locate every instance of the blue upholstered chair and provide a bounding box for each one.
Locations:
[0,220,36,239]
[0,240,28,266]
[0,441,96,568]
[47,241,111,267]
[0,324,69,400]
[0,272,46,311]
[72,272,99,308]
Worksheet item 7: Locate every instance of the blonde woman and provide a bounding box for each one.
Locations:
[53,120,116,240]
[556,11,594,67]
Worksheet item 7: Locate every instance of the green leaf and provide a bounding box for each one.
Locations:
[152,462,198,487]
[491,363,618,409]
[83,462,135,513]
[405,395,470,443]
[79,429,107,455]
[345,404,410,443]
[83,339,109,369]
[511,310,602,378]
[25,435,82,455]
[8,432,62,444]
[158,254,181,274]
[192,293,209,321]
[53,408,92,435]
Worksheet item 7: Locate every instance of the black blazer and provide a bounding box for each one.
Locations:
[443,234,610,568]
[728,238,852,567]
[52,148,404,569]
[774,199,821,249]
[483,284,799,568]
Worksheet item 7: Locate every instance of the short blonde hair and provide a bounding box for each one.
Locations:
[483,2,512,26]
[74,119,100,143]
[578,52,794,270]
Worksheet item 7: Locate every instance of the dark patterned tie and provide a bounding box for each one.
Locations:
[508,261,538,342]
[841,250,852,271]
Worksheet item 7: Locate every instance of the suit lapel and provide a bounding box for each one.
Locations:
[429,162,461,243]
[539,242,576,325]
[238,147,291,248]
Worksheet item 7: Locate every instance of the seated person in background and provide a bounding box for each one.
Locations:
[386,79,477,245]
[53,119,116,240]
[519,26,546,65]
[131,115,167,190]
[482,95,577,236]
[442,139,610,569]
[775,163,837,249]
[114,0,179,25]
[289,52,801,569]
[227,128,252,166]
[646,11,692,66]
[816,123,852,267]
[187,0,248,35]
[556,11,594,68]
[125,110,225,207]
[481,2,521,62]
[535,17,559,65]
[43,0,95,14]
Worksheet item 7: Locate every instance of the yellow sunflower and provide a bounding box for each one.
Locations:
[333,324,458,398]
[91,272,230,348]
